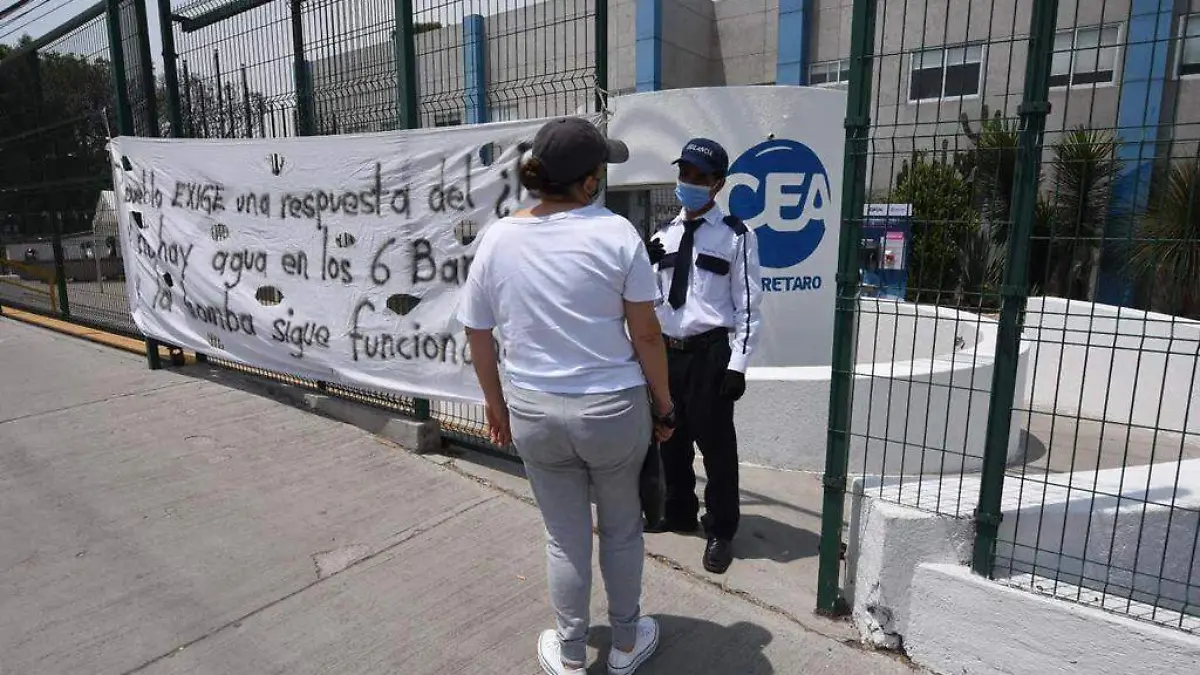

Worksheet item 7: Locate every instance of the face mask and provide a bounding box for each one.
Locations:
[675,181,712,211]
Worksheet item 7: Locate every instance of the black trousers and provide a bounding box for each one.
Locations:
[661,330,739,541]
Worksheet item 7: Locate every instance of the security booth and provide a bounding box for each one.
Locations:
[859,203,912,301]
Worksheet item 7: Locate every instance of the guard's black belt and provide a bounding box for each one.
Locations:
[663,327,729,352]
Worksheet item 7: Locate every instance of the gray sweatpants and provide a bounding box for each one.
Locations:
[507,384,652,665]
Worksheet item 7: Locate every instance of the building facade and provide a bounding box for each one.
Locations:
[306,0,1200,305]
[311,0,1200,174]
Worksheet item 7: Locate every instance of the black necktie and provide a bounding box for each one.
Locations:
[668,219,703,310]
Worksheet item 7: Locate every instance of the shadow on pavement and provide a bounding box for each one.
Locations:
[441,447,821,566]
[733,514,821,563]
[585,615,774,674]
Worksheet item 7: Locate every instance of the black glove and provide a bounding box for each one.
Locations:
[721,370,746,401]
[647,238,666,265]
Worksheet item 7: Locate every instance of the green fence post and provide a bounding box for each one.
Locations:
[971,0,1059,577]
[413,397,431,421]
[815,0,876,616]
[394,0,419,130]
[107,0,161,370]
[393,0,429,419]
[135,0,184,366]
[133,0,159,138]
[50,213,71,319]
[105,0,134,137]
[157,0,206,366]
[157,0,184,137]
[595,0,608,113]
[291,0,315,136]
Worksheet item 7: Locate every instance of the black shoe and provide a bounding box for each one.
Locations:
[703,537,734,574]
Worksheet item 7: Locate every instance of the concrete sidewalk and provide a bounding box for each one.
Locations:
[0,316,914,675]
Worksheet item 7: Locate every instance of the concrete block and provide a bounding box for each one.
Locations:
[848,458,1200,671]
[995,459,1200,612]
[255,379,313,409]
[845,482,973,649]
[303,393,442,454]
[907,563,1200,675]
[1023,297,1200,436]
[735,300,1024,473]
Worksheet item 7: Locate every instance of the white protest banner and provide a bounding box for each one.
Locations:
[111,117,567,403]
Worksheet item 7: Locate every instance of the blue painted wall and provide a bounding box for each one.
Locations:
[635,0,662,92]
[776,0,810,85]
[463,14,488,124]
[1098,0,1174,305]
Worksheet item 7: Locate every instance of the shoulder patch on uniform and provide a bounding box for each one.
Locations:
[723,215,748,236]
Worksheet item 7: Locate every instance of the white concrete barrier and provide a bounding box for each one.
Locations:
[738,299,1029,473]
[847,458,1200,661]
[994,459,1200,613]
[1023,297,1200,434]
[906,564,1200,675]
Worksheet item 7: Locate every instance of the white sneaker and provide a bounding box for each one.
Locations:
[607,616,660,675]
[537,629,586,675]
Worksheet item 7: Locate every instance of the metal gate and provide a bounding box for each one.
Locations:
[818,0,1199,635]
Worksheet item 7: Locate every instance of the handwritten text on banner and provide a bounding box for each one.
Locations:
[111,118,566,403]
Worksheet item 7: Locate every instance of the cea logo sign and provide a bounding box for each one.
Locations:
[722,139,833,293]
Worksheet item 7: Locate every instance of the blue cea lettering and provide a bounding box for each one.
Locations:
[762,275,823,292]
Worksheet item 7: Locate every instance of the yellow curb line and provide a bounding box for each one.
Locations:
[1,307,196,365]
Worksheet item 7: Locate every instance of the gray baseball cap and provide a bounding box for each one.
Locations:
[530,117,629,185]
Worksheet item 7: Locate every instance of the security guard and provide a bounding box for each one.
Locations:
[646,138,763,574]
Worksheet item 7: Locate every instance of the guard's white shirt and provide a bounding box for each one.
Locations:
[651,206,763,373]
[456,205,660,394]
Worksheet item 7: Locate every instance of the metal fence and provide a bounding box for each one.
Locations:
[160,0,604,451]
[0,2,137,336]
[818,0,1199,635]
[2,0,606,457]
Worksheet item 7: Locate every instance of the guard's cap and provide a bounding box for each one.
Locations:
[673,138,729,177]
[531,117,629,185]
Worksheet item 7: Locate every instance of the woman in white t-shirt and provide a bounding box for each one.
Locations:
[457,117,675,675]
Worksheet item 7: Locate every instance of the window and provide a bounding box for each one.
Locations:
[433,112,462,127]
[810,59,851,87]
[1051,24,1121,87]
[1178,14,1200,77]
[909,44,984,102]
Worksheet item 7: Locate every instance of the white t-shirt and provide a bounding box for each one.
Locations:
[456,204,659,394]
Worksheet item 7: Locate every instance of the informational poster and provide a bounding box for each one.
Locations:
[111,118,563,403]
